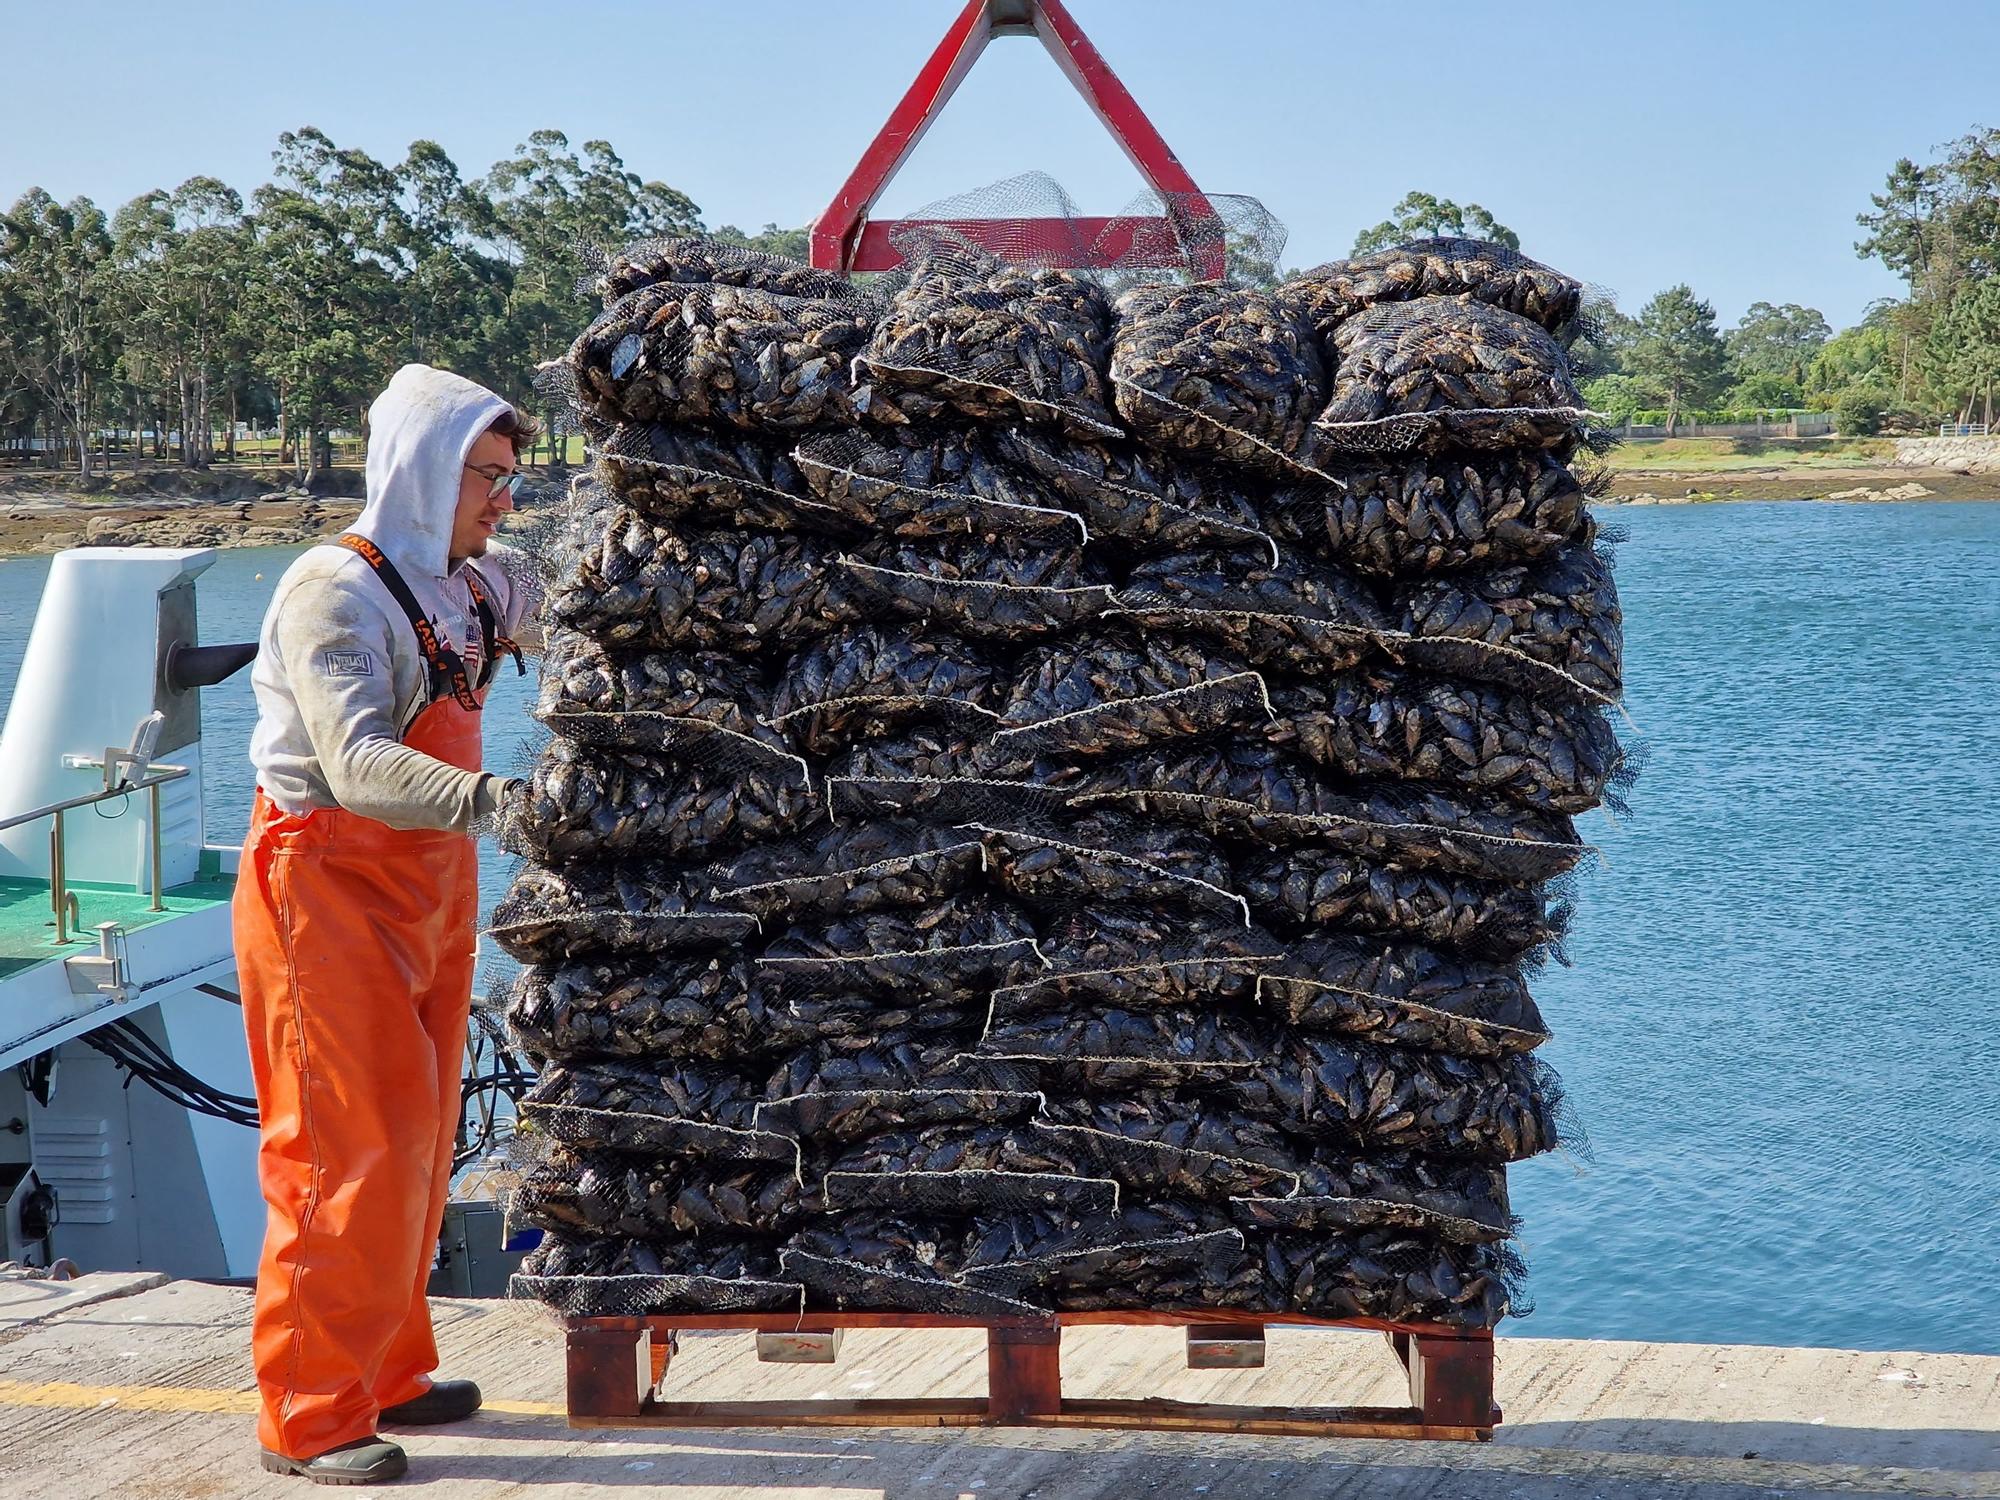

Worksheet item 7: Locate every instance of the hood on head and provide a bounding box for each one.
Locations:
[353,363,513,583]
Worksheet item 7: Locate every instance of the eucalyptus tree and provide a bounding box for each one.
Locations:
[112,176,248,465]
[0,189,117,475]
[480,130,702,457]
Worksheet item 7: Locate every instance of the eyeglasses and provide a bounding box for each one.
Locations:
[465,463,524,501]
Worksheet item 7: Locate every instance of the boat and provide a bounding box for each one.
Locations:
[0,547,263,1276]
[0,545,526,1292]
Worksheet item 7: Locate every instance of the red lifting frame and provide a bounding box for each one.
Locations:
[811,0,1224,278]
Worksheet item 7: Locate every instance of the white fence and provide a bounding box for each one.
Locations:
[1618,413,1836,440]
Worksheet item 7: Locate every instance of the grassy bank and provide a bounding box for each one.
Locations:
[1595,435,2000,502]
[1604,436,1899,473]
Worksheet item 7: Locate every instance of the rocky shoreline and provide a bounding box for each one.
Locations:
[0,463,565,558]
[1602,479,1945,506]
[0,459,1988,559]
[0,496,361,558]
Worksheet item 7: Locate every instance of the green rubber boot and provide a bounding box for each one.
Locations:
[379,1378,482,1425]
[259,1436,408,1485]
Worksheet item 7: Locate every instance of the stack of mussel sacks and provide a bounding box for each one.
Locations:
[500,227,1622,1329]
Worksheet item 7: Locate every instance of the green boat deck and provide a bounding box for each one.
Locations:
[0,850,235,980]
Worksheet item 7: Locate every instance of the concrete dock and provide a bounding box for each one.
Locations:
[0,1276,1993,1498]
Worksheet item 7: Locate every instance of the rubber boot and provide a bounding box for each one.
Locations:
[258,1436,408,1485]
[380,1378,482,1425]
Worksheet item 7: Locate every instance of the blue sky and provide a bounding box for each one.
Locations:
[8,1,1991,329]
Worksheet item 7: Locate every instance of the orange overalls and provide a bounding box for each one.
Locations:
[233,537,517,1460]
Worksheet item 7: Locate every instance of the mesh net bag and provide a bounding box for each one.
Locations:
[990,907,1283,1011]
[974,1002,1269,1071]
[560,279,879,433]
[512,1231,803,1316]
[989,426,1274,556]
[1254,934,1550,1059]
[795,1202,1197,1262]
[1312,297,1590,455]
[752,990,988,1056]
[959,1056,1243,1098]
[503,952,764,1063]
[753,1087,1046,1142]
[817,1169,1121,1217]
[514,1144,805,1238]
[1287,237,1584,341]
[794,425,1086,540]
[1109,281,1326,477]
[1390,540,1624,704]
[1233,1040,1565,1162]
[1030,1091,1288,1173]
[501,737,817,864]
[963,1227,1253,1309]
[766,625,1002,753]
[1288,239,1584,346]
[588,234,858,305]
[1262,448,1596,578]
[1250,1168,1519,1239]
[1030,1120,1295,1202]
[487,858,758,964]
[1033,1093,1519,1244]
[803,1121,1124,1212]
[520,1058,766,1136]
[1267,672,1626,816]
[986,637,1276,765]
[1108,550,1387,674]
[759,1032,966,1099]
[859,187,1120,439]
[703,820,986,923]
[1088,186,1293,291]
[1266,1150,1515,1242]
[821,728,1078,827]
[527,706,807,765]
[538,630,768,723]
[588,422,853,534]
[830,535,1114,643]
[777,1245,1047,1319]
[1249,1226,1523,1327]
[800,1204,1255,1311]
[1062,740,1591,884]
[545,508,851,656]
[1230,843,1571,963]
[971,810,1249,923]
[754,894,1045,1004]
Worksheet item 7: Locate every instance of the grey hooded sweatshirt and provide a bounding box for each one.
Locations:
[247,364,541,833]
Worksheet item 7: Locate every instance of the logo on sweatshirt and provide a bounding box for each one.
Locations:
[322,649,374,677]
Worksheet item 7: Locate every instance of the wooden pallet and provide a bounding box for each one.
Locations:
[564,1309,1499,1440]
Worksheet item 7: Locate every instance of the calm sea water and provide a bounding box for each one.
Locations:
[1,501,1995,1355]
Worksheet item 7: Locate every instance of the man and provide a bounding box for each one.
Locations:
[234,363,541,1484]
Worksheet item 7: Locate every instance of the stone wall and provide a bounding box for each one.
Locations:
[1891,435,2000,473]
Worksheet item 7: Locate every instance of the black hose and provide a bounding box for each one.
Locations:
[80,1017,540,1151]
[82,1021,260,1127]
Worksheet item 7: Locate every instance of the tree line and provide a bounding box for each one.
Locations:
[9,140,1996,478]
[0,128,803,479]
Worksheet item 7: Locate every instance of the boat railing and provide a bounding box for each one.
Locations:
[0,765,191,943]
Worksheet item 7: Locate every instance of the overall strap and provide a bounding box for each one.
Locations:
[461,565,526,690]
[336,533,481,712]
